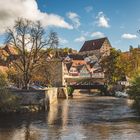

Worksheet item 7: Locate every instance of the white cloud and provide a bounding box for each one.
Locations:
[74,36,86,42]
[67,12,80,29]
[85,6,93,13]
[121,33,138,39]
[96,12,110,28]
[91,31,105,38]
[59,37,68,45]
[0,0,73,33]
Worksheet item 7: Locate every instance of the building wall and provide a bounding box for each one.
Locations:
[47,60,65,87]
[54,61,64,86]
[100,39,111,56]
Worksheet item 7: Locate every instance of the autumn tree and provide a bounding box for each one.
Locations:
[32,59,60,86]
[100,48,125,84]
[129,46,140,76]
[6,18,58,89]
[128,75,140,106]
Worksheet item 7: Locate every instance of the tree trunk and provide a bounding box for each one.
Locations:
[23,72,30,90]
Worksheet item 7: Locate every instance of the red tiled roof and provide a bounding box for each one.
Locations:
[79,37,107,52]
[72,60,86,66]
[0,66,8,73]
[121,51,131,58]
[3,45,18,55]
[0,49,9,57]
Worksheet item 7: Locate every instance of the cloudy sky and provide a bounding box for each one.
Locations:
[0,0,140,51]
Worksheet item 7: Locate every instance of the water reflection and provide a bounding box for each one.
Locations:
[47,100,58,125]
[0,96,140,140]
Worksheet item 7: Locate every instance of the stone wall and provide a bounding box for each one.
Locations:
[11,90,46,111]
[10,87,68,112]
[11,90,45,106]
[47,60,65,87]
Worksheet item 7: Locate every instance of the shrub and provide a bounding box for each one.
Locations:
[67,86,74,96]
[127,75,140,104]
[0,71,20,112]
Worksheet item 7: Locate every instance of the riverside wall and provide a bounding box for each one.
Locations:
[10,87,68,112]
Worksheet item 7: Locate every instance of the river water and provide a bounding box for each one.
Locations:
[0,93,140,140]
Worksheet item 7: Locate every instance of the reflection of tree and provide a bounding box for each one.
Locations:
[24,117,39,140]
[0,121,39,140]
[0,131,14,140]
[82,124,110,140]
[24,121,30,140]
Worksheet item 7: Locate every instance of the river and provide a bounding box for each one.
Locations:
[0,93,140,140]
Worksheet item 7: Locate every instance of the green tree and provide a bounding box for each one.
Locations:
[100,48,125,84]
[128,75,140,104]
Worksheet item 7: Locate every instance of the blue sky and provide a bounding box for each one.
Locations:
[37,0,140,51]
[0,0,140,51]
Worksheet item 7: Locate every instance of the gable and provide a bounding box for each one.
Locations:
[64,55,71,61]
[100,39,112,50]
[80,65,87,72]
[94,62,100,68]
[79,65,91,77]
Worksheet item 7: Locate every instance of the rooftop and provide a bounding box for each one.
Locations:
[79,37,108,52]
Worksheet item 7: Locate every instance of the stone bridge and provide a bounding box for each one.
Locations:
[65,77,107,95]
